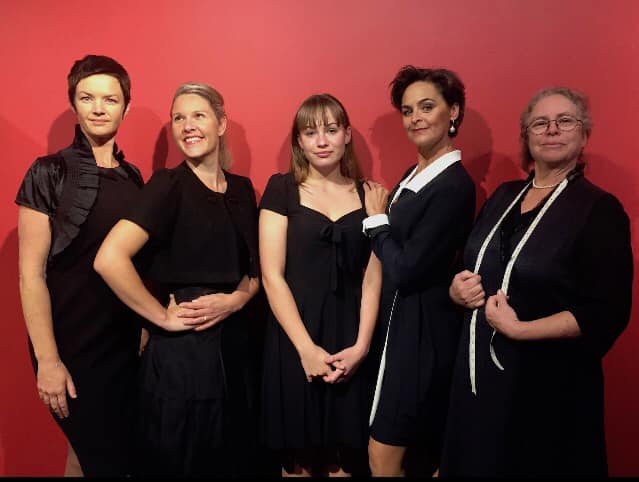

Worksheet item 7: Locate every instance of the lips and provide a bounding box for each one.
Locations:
[315,151,333,158]
[183,136,203,144]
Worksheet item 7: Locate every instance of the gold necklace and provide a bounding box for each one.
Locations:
[532,178,561,189]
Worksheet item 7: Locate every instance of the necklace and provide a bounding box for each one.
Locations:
[532,178,561,189]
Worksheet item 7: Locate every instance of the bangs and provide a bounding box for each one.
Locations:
[295,97,346,131]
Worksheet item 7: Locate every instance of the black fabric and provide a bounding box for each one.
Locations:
[129,162,260,477]
[126,162,259,286]
[369,161,475,453]
[440,172,633,477]
[16,124,143,266]
[15,129,143,476]
[259,173,375,460]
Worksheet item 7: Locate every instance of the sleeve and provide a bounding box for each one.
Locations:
[371,175,475,288]
[15,157,63,216]
[258,173,288,216]
[570,193,633,357]
[124,169,179,242]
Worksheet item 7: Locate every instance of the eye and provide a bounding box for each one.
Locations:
[421,103,434,112]
[105,98,117,104]
[79,96,91,102]
[195,112,206,119]
[401,108,411,117]
[328,127,338,134]
[172,114,184,122]
[303,129,315,136]
[530,119,548,129]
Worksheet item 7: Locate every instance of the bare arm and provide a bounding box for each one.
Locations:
[94,219,190,332]
[325,251,382,383]
[259,209,331,382]
[18,206,76,418]
[485,290,581,341]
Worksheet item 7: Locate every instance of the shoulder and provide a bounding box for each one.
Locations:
[119,159,144,186]
[27,152,67,177]
[225,170,255,191]
[577,178,629,223]
[264,172,294,192]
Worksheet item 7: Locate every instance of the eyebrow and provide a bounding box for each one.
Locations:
[531,111,577,119]
[402,97,435,108]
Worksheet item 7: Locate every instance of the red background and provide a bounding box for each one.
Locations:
[1,0,637,476]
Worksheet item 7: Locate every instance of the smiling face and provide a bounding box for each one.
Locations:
[400,81,459,154]
[297,110,352,173]
[170,93,227,163]
[72,74,128,143]
[526,94,587,169]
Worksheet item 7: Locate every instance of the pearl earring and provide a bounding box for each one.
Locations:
[449,120,456,135]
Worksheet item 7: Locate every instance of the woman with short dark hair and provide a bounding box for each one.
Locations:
[16,54,143,476]
[364,65,475,476]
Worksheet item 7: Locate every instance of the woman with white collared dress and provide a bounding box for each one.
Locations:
[363,66,475,476]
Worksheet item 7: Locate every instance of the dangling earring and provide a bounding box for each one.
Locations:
[449,119,456,135]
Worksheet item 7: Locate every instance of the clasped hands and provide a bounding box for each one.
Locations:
[300,343,367,385]
[162,292,238,332]
[450,269,521,339]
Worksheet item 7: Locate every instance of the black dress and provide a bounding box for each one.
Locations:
[15,126,143,476]
[125,161,259,477]
[440,168,633,477]
[367,160,475,463]
[259,173,374,473]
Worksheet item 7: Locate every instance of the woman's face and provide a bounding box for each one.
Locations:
[297,111,351,172]
[526,94,587,168]
[72,74,128,142]
[400,81,458,152]
[171,93,227,162]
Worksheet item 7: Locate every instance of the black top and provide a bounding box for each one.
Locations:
[440,169,633,477]
[125,161,259,288]
[16,124,143,266]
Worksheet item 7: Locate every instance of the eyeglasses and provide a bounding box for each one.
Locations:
[527,116,583,135]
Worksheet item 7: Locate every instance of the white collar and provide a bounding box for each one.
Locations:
[391,150,461,204]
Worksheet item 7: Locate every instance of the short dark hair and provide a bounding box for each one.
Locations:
[290,93,361,184]
[67,55,131,109]
[390,65,465,138]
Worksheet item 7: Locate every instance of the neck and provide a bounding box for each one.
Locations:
[81,127,118,167]
[187,157,225,191]
[305,163,348,185]
[533,160,576,187]
[416,141,454,172]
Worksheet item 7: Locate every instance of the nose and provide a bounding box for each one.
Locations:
[92,99,105,115]
[410,110,420,124]
[183,116,196,132]
[546,119,560,134]
[316,130,328,147]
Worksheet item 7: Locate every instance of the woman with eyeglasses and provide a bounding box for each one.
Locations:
[440,87,633,477]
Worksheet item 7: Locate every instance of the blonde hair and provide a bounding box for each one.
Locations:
[290,94,361,184]
[172,82,232,169]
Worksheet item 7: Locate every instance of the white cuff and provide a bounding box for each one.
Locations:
[362,214,389,234]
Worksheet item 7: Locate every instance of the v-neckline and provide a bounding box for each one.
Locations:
[296,181,365,223]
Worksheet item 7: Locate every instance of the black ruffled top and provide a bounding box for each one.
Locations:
[15,125,143,265]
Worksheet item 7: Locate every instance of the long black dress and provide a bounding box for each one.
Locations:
[440,168,633,477]
[259,173,374,474]
[367,157,475,468]
[15,126,143,476]
[125,161,259,477]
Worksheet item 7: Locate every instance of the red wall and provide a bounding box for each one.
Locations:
[1,0,637,476]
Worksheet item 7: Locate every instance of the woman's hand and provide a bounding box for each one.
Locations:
[450,270,485,308]
[485,290,521,339]
[299,343,332,383]
[177,292,240,331]
[160,294,195,332]
[363,181,389,216]
[323,343,368,384]
[37,359,77,419]
[139,327,150,355]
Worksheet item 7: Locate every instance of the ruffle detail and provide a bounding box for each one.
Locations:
[49,125,141,262]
